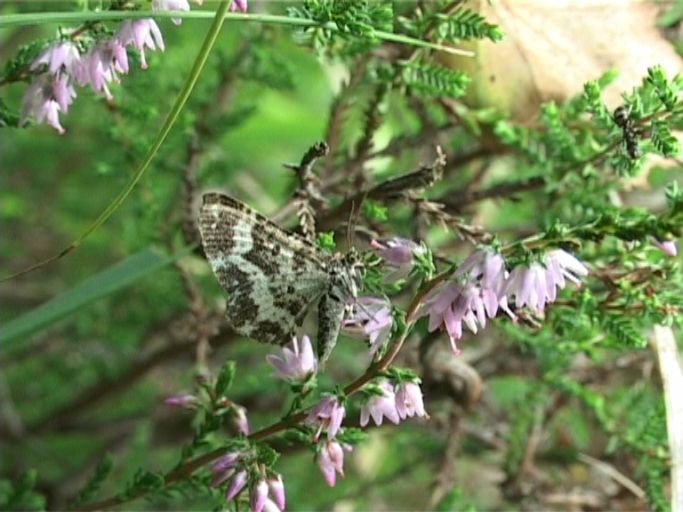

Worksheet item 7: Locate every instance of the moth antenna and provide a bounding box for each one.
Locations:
[346,199,356,248]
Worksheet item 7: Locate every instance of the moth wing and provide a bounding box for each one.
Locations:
[198,193,330,345]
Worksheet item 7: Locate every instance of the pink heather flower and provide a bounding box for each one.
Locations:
[371,237,422,281]
[230,0,248,12]
[262,499,281,512]
[504,249,588,314]
[30,41,81,75]
[116,19,165,69]
[413,281,493,355]
[343,297,393,356]
[266,335,317,381]
[76,39,129,99]
[232,405,250,435]
[163,393,199,409]
[360,381,400,427]
[152,0,191,25]
[21,74,76,134]
[395,382,426,420]
[317,440,350,487]
[454,248,507,316]
[267,474,285,510]
[226,469,248,500]
[210,451,242,487]
[250,479,269,512]
[503,263,549,313]
[305,396,345,440]
[653,239,678,257]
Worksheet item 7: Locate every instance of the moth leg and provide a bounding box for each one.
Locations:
[317,292,346,364]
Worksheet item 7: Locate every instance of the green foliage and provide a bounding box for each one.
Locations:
[402,6,504,42]
[646,65,679,111]
[650,120,680,156]
[0,471,46,512]
[399,61,470,98]
[1,248,184,349]
[363,199,388,221]
[214,361,237,398]
[70,454,114,507]
[0,38,46,85]
[119,469,165,501]
[316,231,336,251]
[435,487,478,512]
[288,0,392,56]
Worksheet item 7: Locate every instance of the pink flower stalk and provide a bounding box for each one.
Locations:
[210,451,242,487]
[226,470,248,500]
[31,41,81,75]
[163,393,199,409]
[115,19,165,69]
[371,237,422,281]
[76,39,129,99]
[250,479,269,512]
[266,335,317,381]
[395,382,427,420]
[343,297,393,355]
[21,74,76,134]
[504,249,588,314]
[653,239,678,257]
[317,440,350,487]
[230,0,248,12]
[360,381,400,427]
[305,396,345,440]
[267,474,286,510]
[233,405,250,435]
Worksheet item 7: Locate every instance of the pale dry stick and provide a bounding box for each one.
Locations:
[653,325,683,512]
[577,453,645,500]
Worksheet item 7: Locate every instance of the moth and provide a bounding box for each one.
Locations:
[198,192,363,363]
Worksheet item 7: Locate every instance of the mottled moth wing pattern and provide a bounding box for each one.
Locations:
[198,192,362,361]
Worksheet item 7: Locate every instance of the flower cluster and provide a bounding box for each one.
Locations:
[413,248,588,354]
[21,0,248,133]
[360,379,426,427]
[342,296,393,356]
[210,452,286,512]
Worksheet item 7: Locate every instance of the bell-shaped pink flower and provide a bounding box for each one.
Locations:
[653,238,678,257]
[230,0,248,12]
[266,335,317,381]
[226,470,248,500]
[232,405,250,435]
[31,41,81,75]
[116,19,165,69]
[250,479,269,512]
[267,474,285,510]
[395,382,427,420]
[21,74,76,134]
[343,297,393,355]
[152,0,191,25]
[210,451,242,487]
[360,380,400,427]
[371,237,422,281]
[163,393,199,410]
[317,440,349,487]
[305,396,345,440]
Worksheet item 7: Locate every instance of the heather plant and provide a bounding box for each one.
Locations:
[1,1,682,511]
